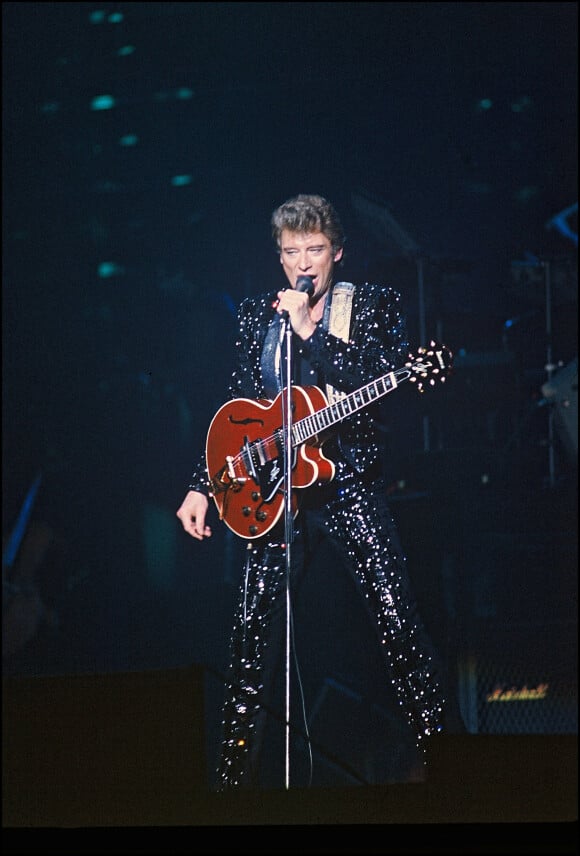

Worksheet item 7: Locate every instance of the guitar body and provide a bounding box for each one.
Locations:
[206,385,335,540]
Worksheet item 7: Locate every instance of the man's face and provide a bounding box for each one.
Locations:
[279,229,343,301]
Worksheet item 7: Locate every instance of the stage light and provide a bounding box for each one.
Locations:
[171,175,192,187]
[91,94,115,111]
[511,95,533,113]
[40,101,60,114]
[175,87,194,100]
[98,261,125,278]
[476,98,493,111]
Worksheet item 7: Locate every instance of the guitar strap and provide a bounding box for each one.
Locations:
[260,310,284,399]
[322,281,355,404]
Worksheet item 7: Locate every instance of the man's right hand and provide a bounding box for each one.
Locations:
[176,490,212,540]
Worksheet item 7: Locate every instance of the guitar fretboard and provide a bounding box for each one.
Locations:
[292,368,409,445]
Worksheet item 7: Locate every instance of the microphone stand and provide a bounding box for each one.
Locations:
[281,313,294,790]
[278,276,313,790]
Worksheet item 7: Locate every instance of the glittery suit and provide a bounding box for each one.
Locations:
[189,282,447,789]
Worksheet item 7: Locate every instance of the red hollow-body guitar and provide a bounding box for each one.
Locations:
[206,342,452,539]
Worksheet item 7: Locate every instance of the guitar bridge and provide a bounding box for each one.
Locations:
[226,455,247,486]
[210,456,247,497]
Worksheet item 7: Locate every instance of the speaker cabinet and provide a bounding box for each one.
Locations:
[457,623,577,735]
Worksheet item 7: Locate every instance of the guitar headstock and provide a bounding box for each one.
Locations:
[405,341,453,392]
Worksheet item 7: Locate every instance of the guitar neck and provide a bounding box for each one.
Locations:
[292,366,411,446]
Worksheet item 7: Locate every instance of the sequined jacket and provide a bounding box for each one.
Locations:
[188,282,409,493]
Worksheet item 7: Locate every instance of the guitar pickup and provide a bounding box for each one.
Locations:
[241,438,259,483]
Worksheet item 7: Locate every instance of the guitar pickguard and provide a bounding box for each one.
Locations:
[256,449,297,502]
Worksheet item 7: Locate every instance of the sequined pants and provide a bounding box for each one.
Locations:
[216,472,447,790]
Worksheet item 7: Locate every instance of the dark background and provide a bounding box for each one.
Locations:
[2,1,577,797]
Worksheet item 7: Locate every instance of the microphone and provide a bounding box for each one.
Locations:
[295,275,314,295]
[277,276,315,321]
